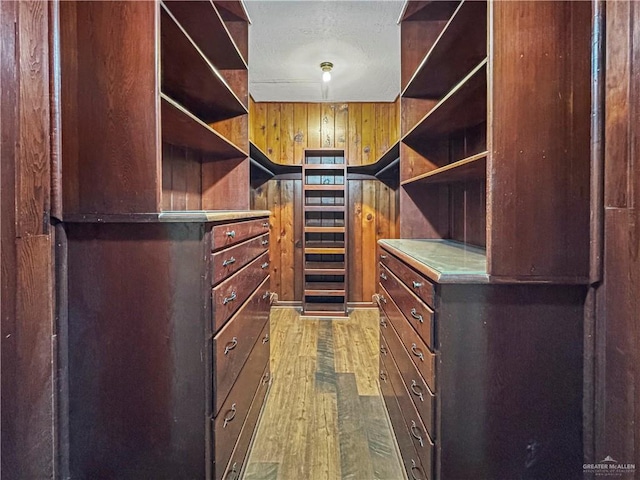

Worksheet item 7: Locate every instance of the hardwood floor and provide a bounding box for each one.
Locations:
[243,307,406,480]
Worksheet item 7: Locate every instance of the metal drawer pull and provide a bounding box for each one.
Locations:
[410,460,424,480]
[380,254,387,259]
[222,257,236,267]
[261,372,270,385]
[223,403,237,428]
[412,281,423,289]
[410,380,424,402]
[379,295,387,304]
[380,318,388,328]
[262,334,270,344]
[411,343,424,361]
[223,291,237,305]
[261,239,269,246]
[379,371,387,383]
[261,262,269,269]
[410,308,423,323]
[262,290,271,300]
[380,272,387,280]
[224,337,238,355]
[380,345,387,356]
[226,230,236,238]
[410,420,424,447]
[262,222,269,227]
[225,462,238,480]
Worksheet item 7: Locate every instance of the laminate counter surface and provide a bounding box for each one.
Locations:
[378,239,488,284]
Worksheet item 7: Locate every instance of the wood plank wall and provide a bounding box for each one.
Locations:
[250,99,400,303]
[1,1,56,477]
[588,0,640,469]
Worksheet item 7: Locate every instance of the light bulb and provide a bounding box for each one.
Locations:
[322,70,331,82]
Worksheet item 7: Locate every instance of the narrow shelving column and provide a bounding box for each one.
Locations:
[302,149,348,317]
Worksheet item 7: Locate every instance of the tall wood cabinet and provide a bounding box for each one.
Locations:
[57,1,271,478]
[302,150,348,317]
[379,1,591,479]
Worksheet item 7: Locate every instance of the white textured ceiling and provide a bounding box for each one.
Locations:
[244,0,404,102]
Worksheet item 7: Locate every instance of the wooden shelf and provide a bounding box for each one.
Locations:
[302,303,347,315]
[162,0,247,70]
[402,59,487,150]
[304,262,345,275]
[403,1,487,99]
[160,3,247,123]
[304,185,345,191]
[303,205,345,212]
[304,226,345,233]
[401,151,488,186]
[304,164,347,171]
[250,142,301,177]
[161,94,247,158]
[304,284,346,296]
[347,142,400,177]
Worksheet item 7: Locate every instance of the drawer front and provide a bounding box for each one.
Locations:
[379,263,435,351]
[212,233,269,286]
[222,365,271,480]
[380,283,436,393]
[213,320,270,480]
[212,276,271,415]
[379,247,436,308]
[382,324,435,440]
[380,355,431,480]
[212,251,270,332]
[212,218,270,251]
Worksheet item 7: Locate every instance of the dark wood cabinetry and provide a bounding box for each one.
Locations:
[66,214,271,478]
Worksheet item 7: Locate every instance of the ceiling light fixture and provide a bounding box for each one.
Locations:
[320,61,333,82]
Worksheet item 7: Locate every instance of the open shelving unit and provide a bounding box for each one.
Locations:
[302,149,348,317]
[61,0,251,215]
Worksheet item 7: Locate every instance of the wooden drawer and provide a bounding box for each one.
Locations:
[381,325,435,441]
[380,354,431,480]
[379,246,436,308]
[380,283,436,394]
[212,218,270,251]
[213,320,270,480]
[212,276,270,415]
[222,364,271,480]
[212,233,269,286]
[379,263,435,351]
[212,251,270,332]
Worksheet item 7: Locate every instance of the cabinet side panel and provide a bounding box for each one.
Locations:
[488,1,591,279]
[61,1,160,214]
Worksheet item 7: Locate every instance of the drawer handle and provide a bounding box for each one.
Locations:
[222,256,236,267]
[412,281,423,289]
[380,254,387,259]
[380,345,387,356]
[224,337,238,355]
[262,290,271,300]
[262,333,270,344]
[379,295,387,304]
[380,318,388,328]
[411,343,424,362]
[410,308,424,323]
[380,272,388,280]
[410,459,425,480]
[261,239,269,246]
[223,403,237,428]
[261,262,269,269]
[262,222,269,227]
[410,380,424,402]
[226,230,236,238]
[225,462,238,480]
[410,420,424,447]
[379,371,387,383]
[261,372,270,385]
[223,291,237,305]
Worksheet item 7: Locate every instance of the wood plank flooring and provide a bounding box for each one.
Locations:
[243,307,406,480]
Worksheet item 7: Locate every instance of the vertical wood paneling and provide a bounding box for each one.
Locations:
[252,100,268,153]
[279,103,294,165]
[266,103,281,158]
[374,104,390,158]
[293,180,304,300]
[321,104,335,148]
[279,181,295,300]
[348,181,363,302]
[361,181,377,301]
[335,104,348,152]
[268,181,283,297]
[348,103,362,165]
[307,103,322,149]
[293,103,308,164]
[360,103,375,164]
